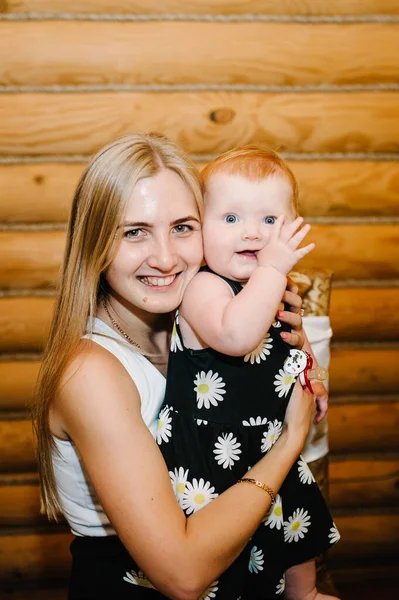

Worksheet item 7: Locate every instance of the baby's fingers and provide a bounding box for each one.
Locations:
[288,223,312,250]
[295,242,315,260]
[281,216,303,243]
[269,215,285,241]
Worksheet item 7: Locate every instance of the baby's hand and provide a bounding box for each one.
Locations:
[257,215,315,275]
[312,380,329,424]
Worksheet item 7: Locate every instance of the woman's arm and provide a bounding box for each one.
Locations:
[180,217,314,355]
[56,342,313,600]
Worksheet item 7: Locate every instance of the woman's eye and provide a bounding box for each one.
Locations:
[174,224,192,234]
[124,228,143,239]
[264,216,276,225]
[225,214,237,224]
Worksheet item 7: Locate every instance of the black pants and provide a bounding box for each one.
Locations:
[69,535,165,599]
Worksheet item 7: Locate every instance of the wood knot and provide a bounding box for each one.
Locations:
[33,174,45,185]
[209,108,235,125]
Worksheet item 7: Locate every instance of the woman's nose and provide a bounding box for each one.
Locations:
[147,236,178,272]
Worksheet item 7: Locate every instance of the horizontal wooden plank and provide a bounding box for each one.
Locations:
[0,419,36,472]
[329,401,399,453]
[1,288,398,354]
[0,231,64,289]
[2,161,399,224]
[2,397,398,471]
[329,456,399,509]
[330,287,399,342]
[1,225,398,289]
[330,513,399,563]
[1,92,399,156]
[0,361,40,412]
[1,512,398,582]
[0,297,54,352]
[1,22,398,87]
[3,1,399,17]
[329,348,398,395]
[0,530,72,584]
[2,454,397,525]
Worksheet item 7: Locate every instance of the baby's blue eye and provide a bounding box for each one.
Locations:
[225,214,237,224]
[264,216,276,225]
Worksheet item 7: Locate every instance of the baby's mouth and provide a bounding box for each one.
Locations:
[237,250,258,259]
[138,274,178,287]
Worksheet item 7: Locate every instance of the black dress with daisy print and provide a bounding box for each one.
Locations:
[158,268,340,599]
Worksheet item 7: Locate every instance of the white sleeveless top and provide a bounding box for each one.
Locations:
[52,318,166,536]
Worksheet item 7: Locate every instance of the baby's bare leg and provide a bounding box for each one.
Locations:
[284,559,340,600]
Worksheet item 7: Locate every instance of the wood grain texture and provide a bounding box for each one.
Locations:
[0,231,64,289]
[1,92,398,156]
[330,288,399,342]
[329,348,398,395]
[0,361,40,411]
[1,22,398,87]
[0,419,36,472]
[3,0,399,16]
[1,225,397,289]
[0,530,72,584]
[2,161,399,223]
[0,288,397,353]
[2,398,397,470]
[329,401,399,453]
[329,456,399,509]
[2,455,398,525]
[0,297,54,352]
[330,513,399,563]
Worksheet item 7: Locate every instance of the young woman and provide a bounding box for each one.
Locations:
[32,133,316,600]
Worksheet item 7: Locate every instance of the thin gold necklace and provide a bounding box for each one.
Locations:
[102,299,143,353]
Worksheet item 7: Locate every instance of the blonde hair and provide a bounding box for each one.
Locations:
[201,145,298,213]
[32,132,203,520]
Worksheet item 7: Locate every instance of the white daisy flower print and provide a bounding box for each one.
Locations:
[261,419,283,453]
[276,576,285,595]
[244,334,273,365]
[274,368,297,398]
[196,419,208,425]
[263,494,283,530]
[123,569,155,588]
[272,319,282,328]
[242,416,268,427]
[199,581,219,599]
[181,478,218,515]
[284,508,311,543]
[297,458,315,485]
[328,523,341,544]
[248,545,264,573]
[213,432,242,469]
[156,406,172,445]
[194,370,226,409]
[170,321,183,352]
[169,467,189,504]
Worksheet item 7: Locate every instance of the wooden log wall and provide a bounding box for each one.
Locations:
[0,0,398,593]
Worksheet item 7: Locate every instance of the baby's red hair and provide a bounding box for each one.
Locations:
[201,145,298,213]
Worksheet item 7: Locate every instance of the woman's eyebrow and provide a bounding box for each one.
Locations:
[172,215,201,225]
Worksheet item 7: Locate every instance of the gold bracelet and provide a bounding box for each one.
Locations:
[237,478,276,505]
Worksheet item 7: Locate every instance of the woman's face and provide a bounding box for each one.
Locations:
[106,168,203,315]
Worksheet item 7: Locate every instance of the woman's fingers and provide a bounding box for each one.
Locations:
[281,288,302,313]
[278,309,302,331]
[280,329,305,349]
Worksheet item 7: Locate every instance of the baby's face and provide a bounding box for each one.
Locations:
[202,172,296,283]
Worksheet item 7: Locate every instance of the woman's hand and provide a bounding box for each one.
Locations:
[284,380,315,451]
[278,278,305,349]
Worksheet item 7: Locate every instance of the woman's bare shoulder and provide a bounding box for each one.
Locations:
[51,339,141,438]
